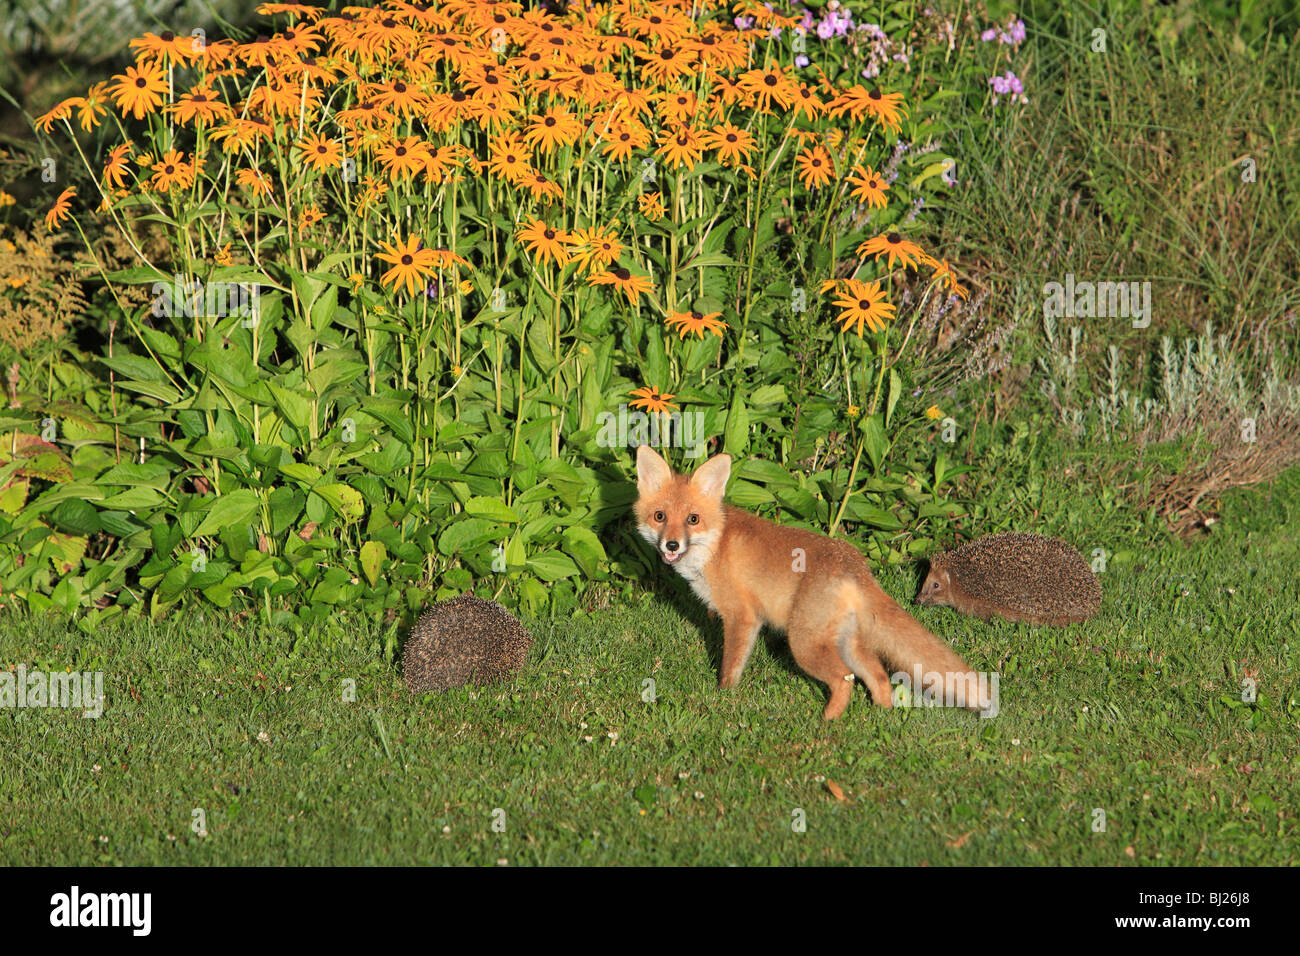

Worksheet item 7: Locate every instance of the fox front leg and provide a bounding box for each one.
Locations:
[718,613,761,688]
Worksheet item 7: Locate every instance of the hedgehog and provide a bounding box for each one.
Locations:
[915,532,1101,626]
[402,595,533,693]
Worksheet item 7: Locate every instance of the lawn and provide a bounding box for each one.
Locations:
[3,464,1296,866]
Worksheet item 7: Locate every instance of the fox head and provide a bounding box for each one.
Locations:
[634,445,730,569]
[915,561,954,608]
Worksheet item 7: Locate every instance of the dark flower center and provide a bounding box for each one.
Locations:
[869,89,882,100]
[764,74,777,86]
[858,299,871,309]
[544,116,556,126]
[135,77,147,88]
[661,49,676,60]
[393,81,406,93]
[887,232,901,243]
[395,146,407,155]
[401,254,413,265]
[868,180,877,188]
[614,267,631,279]
[164,164,175,174]
[161,31,174,42]
[726,133,737,142]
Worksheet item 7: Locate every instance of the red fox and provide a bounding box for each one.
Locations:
[634,445,988,719]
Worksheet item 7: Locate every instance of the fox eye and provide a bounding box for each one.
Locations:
[653,510,666,522]
[687,514,699,524]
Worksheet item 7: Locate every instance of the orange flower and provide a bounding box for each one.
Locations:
[375,235,440,296]
[109,63,168,120]
[44,187,75,231]
[517,218,572,267]
[298,132,343,171]
[588,266,653,305]
[666,309,727,339]
[629,385,678,414]
[150,150,196,192]
[102,144,133,189]
[847,166,889,209]
[857,232,926,271]
[795,145,834,190]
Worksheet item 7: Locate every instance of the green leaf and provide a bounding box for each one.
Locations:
[885,369,903,429]
[862,414,890,473]
[527,550,580,582]
[193,489,262,536]
[724,393,749,455]
[359,540,386,588]
[311,483,364,522]
[465,496,519,523]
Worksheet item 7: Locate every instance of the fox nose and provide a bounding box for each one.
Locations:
[665,540,680,553]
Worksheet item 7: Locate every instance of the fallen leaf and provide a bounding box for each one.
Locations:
[825,779,847,801]
[946,830,974,849]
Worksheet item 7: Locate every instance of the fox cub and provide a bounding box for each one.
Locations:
[635,445,984,719]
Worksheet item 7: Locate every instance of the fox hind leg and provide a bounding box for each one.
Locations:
[788,601,860,720]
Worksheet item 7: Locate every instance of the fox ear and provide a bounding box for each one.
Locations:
[636,444,673,494]
[691,453,731,500]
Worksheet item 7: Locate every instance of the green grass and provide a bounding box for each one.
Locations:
[3,466,1297,866]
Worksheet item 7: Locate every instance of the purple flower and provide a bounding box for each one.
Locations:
[816,19,833,39]
[1004,70,1023,95]
[989,74,1010,95]
[795,54,810,67]
[980,28,997,42]
[734,15,754,30]
[1009,19,1027,44]
[798,10,814,31]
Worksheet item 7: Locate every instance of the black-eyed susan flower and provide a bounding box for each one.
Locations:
[488,132,532,183]
[150,150,196,191]
[102,144,133,189]
[666,309,727,339]
[524,106,582,153]
[376,235,440,296]
[629,385,678,413]
[517,218,572,267]
[588,266,653,305]
[569,227,623,273]
[299,205,324,233]
[795,145,834,190]
[930,259,968,300]
[832,86,907,134]
[297,132,343,171]
[738,65,796,112]
[857,232,927,271]
[639,191,666,222]
[655,125,704,170]
[109,63,168,120]
[847,165,889,209]
[235,167,272,199]
[376,136,432,180]
[170,84,233,125]
[831,279,896,336]
[44,187,75,231]
[702,123,755,168]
